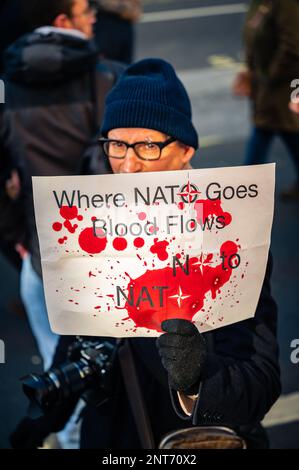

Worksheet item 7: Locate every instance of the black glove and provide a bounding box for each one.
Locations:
[10,398,79,449]
[10,417,49,449]
[156,319,207,395]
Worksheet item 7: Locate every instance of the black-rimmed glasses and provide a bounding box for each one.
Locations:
[98,137,176,161]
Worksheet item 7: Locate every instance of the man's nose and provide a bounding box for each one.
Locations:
[121,148,142,173]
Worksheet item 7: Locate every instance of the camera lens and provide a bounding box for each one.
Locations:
[22,373,59,410]
[22,360,93,412]
[21,340,117,413]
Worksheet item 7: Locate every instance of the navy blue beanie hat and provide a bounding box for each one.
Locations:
[101,58,199,149]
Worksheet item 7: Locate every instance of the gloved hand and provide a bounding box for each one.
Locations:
[156,319,207,395]
[10,417,48,449]
[10,398,79,449]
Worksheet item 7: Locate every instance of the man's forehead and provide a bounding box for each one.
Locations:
[108,128,168,141]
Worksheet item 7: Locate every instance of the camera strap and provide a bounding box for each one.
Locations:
[118,339,155,449]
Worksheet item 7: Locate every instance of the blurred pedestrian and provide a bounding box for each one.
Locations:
[93,0,142,64]
[0,135,23,270]
[0,0,29,270]
[1,0,123,448]
[233,0,299,201]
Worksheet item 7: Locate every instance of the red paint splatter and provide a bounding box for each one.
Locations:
[194,199,232,227]
[53,222,62,232]
[79,228,107,254]
[58,236,67,245]
[123,241,239,332]
[64,219,78,234]
[220,241,239,269]
[149,224,158,234]
[60,206,78,220]
[137,212,146,221]
[178,201,185,210]
[150,238,169,261]
[113,237,128,251]
[53,206,83,238]
[134,237,145,248]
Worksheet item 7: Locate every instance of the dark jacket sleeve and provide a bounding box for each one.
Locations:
[171,253,281,427]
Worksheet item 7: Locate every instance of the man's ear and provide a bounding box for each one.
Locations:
[181,145,196,164]
[53,14,72,29]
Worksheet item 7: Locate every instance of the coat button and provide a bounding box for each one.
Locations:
[213,413,222,421]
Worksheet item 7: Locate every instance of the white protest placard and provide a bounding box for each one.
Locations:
[32,164,275,337]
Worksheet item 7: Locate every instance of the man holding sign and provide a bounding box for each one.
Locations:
[12,59,281,449]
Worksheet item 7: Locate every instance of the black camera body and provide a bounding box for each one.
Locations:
[22,338,118,414]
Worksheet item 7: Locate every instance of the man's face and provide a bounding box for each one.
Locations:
[107,128,195,174]
[69,0,96,38]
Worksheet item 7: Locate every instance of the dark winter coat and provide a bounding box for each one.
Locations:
[1,30,121,275]
[52,252,280,449]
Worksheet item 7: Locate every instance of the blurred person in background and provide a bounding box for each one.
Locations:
[1,0,123,447]
[93,0,142,64]
[233,0,299,201]
[0,0,28,74]
[0,135,24,271]
[0,0,30,273]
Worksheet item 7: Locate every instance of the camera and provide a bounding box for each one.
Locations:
[21,337,118,414]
